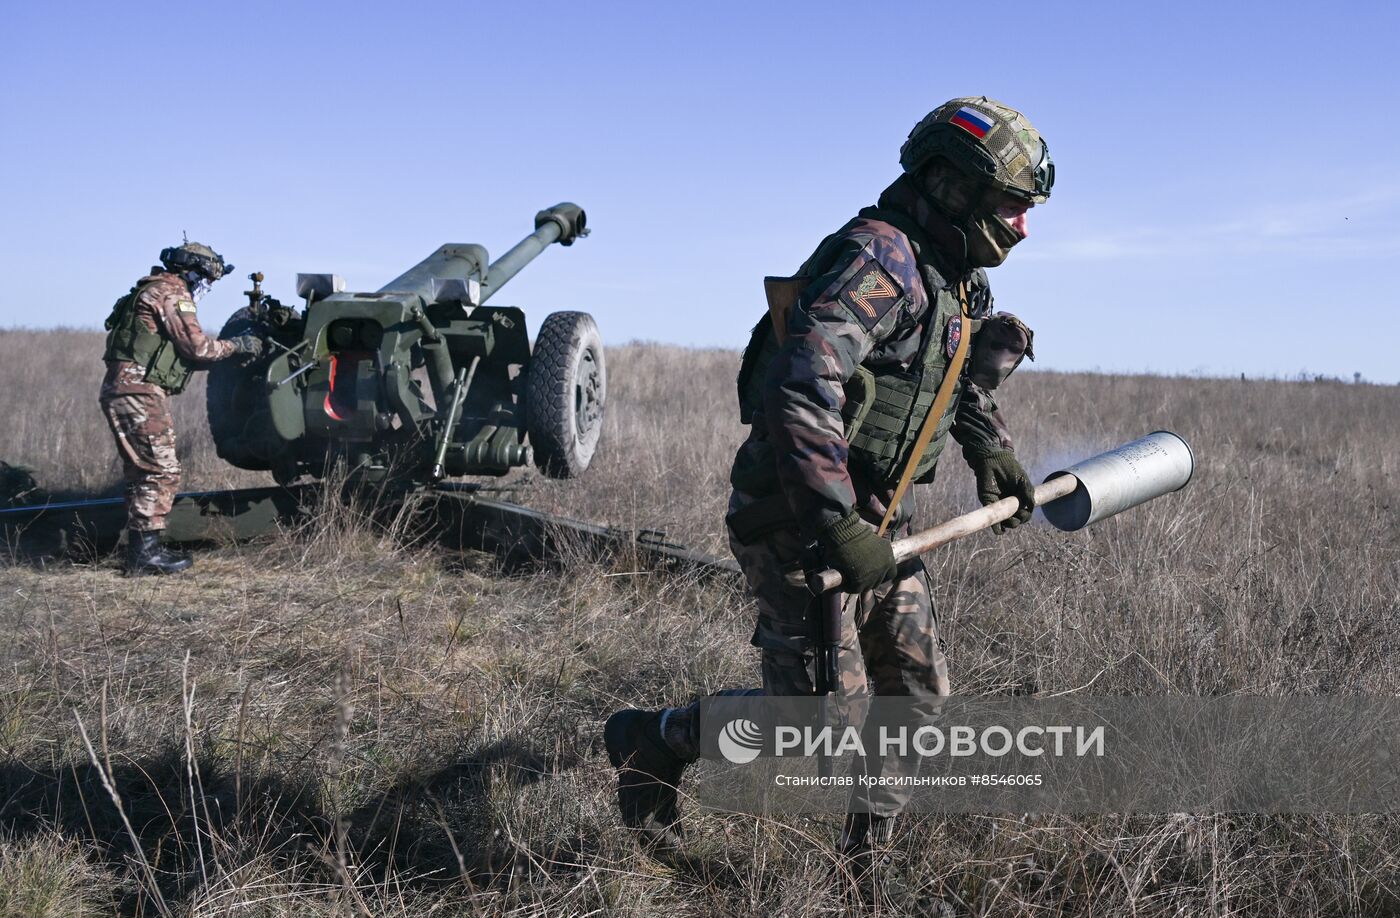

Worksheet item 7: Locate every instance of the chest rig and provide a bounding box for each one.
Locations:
[103,279,196,393]
[737,207,990,488]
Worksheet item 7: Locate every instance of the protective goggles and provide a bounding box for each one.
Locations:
[160,247,231,280]
[1031,138,1054,199]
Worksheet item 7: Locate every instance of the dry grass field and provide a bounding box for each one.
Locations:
[1,326,1398,917]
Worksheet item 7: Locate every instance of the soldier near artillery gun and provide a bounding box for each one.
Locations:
[99,241,262,576]
[606,97,1053,897]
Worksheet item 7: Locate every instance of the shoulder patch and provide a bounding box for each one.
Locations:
[176,299,196,313]
[838,259,903,331]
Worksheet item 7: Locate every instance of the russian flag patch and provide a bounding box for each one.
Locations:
[950,106,994,138]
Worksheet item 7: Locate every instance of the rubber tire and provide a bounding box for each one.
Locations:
[206,307,276,471]
[526,311,606,479]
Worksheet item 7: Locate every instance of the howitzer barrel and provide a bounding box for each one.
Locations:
[480,203,587,303]
[376,203,587,304]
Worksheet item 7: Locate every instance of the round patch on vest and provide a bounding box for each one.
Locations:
[945,315,963,358]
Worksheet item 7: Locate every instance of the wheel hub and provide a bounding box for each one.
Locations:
[575,348,603,438]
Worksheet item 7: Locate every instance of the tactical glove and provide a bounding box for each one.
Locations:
[966,447,1035,533]
[818,510,897,593]
[231,335,264,358]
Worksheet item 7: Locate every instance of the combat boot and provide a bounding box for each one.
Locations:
[604,708,689,850]
[125,530,193,576]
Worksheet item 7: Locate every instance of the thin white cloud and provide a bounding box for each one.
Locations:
[1024,185,1400,261]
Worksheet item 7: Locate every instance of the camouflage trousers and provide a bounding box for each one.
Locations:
[99,393,181,532]
[662,490,950,817]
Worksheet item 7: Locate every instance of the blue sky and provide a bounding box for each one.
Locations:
[2,0,1397,381]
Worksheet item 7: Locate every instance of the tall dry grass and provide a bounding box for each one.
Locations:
[0,328,267,497]
[1,328,1398,916]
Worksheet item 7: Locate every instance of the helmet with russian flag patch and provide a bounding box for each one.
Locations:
[900,97,1054,204]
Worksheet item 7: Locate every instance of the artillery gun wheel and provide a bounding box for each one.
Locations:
[526,311,606,478]
[207,308,281,474]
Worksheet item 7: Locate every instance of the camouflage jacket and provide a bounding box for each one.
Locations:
[101,270,237,398]
[730,175,1015,538]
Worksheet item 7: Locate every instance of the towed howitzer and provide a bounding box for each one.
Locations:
[208,204,602,485]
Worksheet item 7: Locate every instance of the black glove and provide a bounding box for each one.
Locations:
[818,510,897,592]
[966,447,1035,533]
[230,335,264,358]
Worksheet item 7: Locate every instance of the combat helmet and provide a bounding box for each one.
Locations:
[898,97,1053,267]
[900,97,1053,204]
[159,241,233,281]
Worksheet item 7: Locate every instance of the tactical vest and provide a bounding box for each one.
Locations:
[737,209,985,488]
[103,280,195,393]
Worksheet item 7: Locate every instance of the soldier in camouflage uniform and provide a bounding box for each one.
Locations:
[606,97,1053,867]
[100,242,262,575]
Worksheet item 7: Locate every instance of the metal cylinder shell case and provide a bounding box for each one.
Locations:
[1041,430,1194,532]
